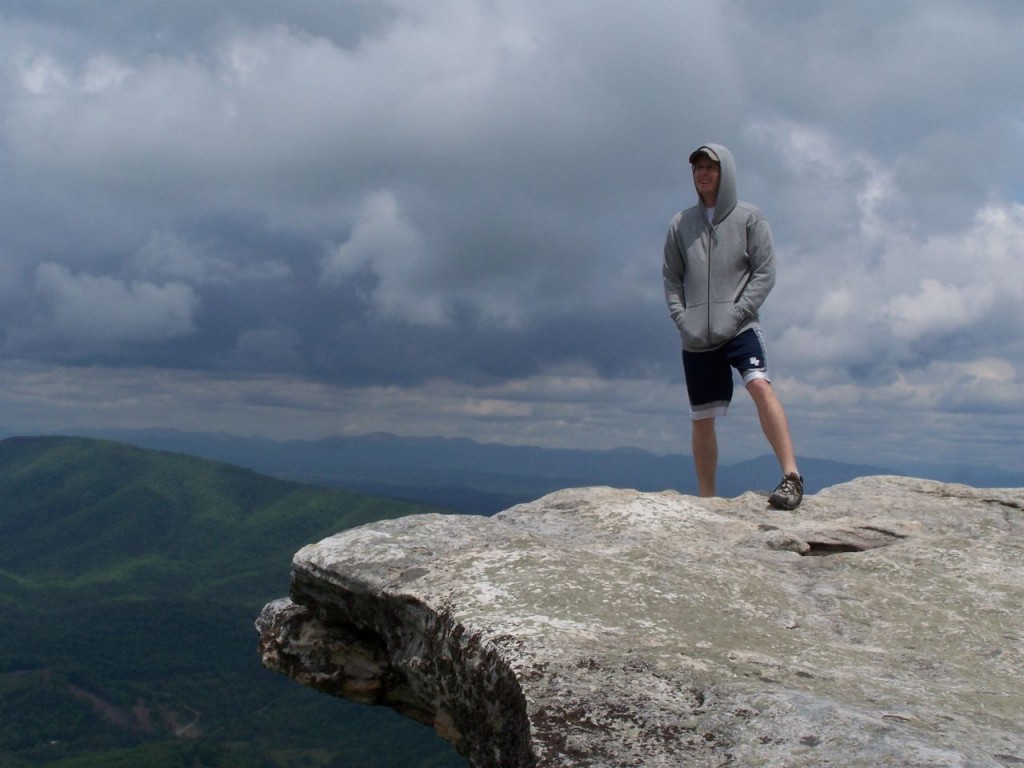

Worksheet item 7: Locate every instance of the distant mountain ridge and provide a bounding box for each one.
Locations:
[17,427,1021,515]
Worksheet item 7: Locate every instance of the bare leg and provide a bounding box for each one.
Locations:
[691,416,718,497]
[746,379,799,477]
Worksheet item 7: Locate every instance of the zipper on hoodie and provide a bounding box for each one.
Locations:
[705,221,716,347]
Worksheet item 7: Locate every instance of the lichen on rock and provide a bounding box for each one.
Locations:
[257,477,1024,767]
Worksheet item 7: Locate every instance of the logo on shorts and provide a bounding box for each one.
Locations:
[749,356,762,368]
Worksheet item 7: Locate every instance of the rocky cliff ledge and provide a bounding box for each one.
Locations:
[256,477,1024,767]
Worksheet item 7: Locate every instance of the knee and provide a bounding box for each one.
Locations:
[746,377,774,399]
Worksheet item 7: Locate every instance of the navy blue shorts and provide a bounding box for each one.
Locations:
[682,328,771,420]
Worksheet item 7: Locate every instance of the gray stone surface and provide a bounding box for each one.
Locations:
[256,476,1024,767]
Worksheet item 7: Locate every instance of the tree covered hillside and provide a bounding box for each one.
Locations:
[0,436,467,768]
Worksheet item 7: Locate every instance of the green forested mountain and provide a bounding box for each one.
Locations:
[0,436,468,768]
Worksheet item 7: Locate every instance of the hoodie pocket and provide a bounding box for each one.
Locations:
[707,302,745,347]
[678,303,708,349]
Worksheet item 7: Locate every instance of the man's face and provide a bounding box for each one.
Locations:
[692,158,720,206]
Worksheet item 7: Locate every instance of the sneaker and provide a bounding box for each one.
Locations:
[768,473,803,510]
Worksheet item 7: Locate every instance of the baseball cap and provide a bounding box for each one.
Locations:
[688,146,720,164]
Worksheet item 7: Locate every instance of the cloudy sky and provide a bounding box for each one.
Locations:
[1,0,1022,473]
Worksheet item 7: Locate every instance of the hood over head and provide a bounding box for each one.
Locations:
[690,142,737,224]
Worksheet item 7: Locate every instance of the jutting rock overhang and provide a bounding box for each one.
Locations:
[257,477,1024,767]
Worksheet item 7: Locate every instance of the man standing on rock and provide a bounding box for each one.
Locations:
[662,143,803,509]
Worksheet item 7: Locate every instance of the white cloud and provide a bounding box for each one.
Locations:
[17,53,71,95]
[321,189,446,325]
[20,264,198,354]
[874,202,1024,350]
[886,278,991,342]
[81,55,133,94]
[754,120,1024,376]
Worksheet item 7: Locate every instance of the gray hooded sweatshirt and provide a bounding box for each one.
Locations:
[663,143,776,352]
